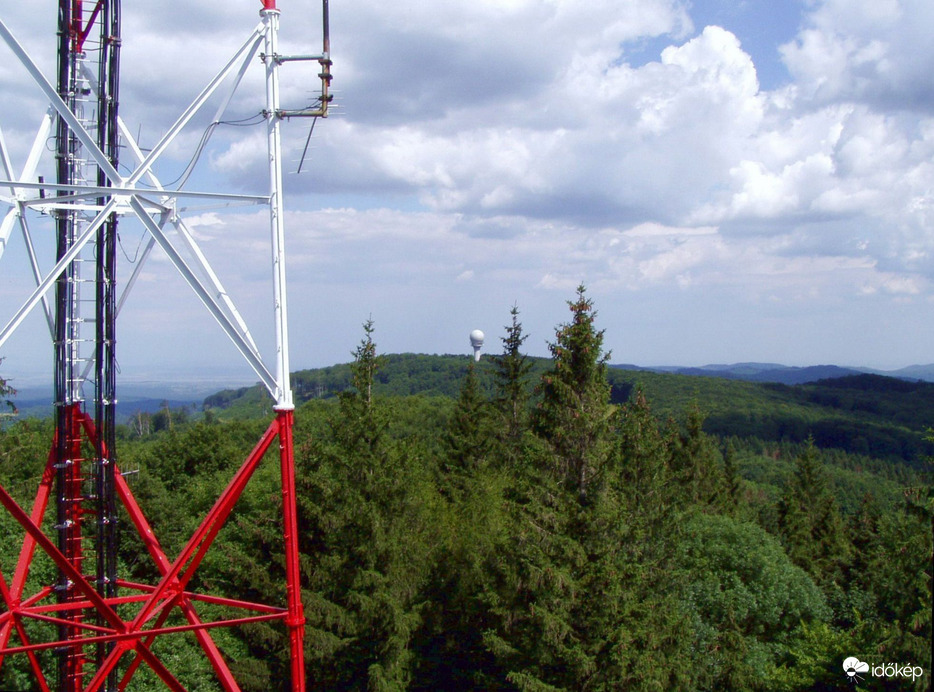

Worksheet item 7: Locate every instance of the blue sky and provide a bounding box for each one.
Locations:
[1,0,933,388]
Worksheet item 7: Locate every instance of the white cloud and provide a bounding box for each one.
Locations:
[1,0,933,373]
[780,0,934,110]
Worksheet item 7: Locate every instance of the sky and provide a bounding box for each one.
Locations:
[1,0,933,389]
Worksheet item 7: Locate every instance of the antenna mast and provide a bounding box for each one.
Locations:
[52,1,121,688]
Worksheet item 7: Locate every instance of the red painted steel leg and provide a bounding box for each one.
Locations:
[277,409,305,692]
[0,411,306,690]
[59,402,87,692]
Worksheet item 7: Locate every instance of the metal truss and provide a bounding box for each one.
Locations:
[0,1,330,689]
[0,406,302,691]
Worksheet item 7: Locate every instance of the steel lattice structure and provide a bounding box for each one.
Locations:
[0,1,330,690]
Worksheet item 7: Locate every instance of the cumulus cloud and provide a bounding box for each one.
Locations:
[780,0,934,110]
[1,0,932,373]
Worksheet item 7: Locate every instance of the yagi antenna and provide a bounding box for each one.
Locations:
[269,0,332,173]
[263,0,333,120]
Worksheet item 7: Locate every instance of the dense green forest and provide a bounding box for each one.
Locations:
[1,287,931,690]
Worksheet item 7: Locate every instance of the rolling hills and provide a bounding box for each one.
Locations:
[200,353,934,467]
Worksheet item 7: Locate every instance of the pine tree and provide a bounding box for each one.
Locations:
[533,284,613,501]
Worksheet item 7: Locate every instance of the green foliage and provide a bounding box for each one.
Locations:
[671,401,726,509]
[679,513,830,690]
[778,440,852,584]
[1,291,931,690]
[607,368,934,467]
[443,360,493,485]
[482,290,695,690]
[0,364,15,418]
[491,305,534,452]
[534,285,614,500]
[208,351,934,469]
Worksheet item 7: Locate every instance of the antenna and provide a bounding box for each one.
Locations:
[0,2,332,689]
[470,329,485,362]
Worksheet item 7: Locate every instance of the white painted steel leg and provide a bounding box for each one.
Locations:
[263,8,293,410]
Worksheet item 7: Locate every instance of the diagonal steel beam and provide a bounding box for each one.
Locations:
[0,198,118,351]
[0,110,56,343]
[124,24,266,189]
[128,195,277,395]
[0,17,122,184]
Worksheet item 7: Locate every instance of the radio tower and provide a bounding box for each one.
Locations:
[0,1,331,690]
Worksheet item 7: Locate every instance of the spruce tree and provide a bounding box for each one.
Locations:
[491,305,533,455]
[482,286,696,689]
[605,388,693,689]
[295,319,437,689]
[720,439,743,515]
[334,317,387,461]
[671,402,725,509]
[533,284,613,501]
[443,359,491,484]
[778,439,851,584]
[483,286,618,688]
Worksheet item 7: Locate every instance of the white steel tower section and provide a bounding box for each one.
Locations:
[0,2,331,409]
[263,6,293,410]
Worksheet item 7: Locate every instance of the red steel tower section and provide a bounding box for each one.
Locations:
[0,1,331,689]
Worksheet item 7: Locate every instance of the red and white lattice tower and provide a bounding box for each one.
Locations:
[0,1,330,689]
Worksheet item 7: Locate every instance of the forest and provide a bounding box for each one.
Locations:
[0,285,931,691]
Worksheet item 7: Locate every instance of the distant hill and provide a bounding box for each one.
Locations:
[9,355,931,465]
[611,362,934,384]
[7,382,216,423]
[876,363,934,382]
[198,354,934,467]
[602,369,934,466]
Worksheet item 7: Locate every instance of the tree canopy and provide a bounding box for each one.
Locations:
[0,291,930,691]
